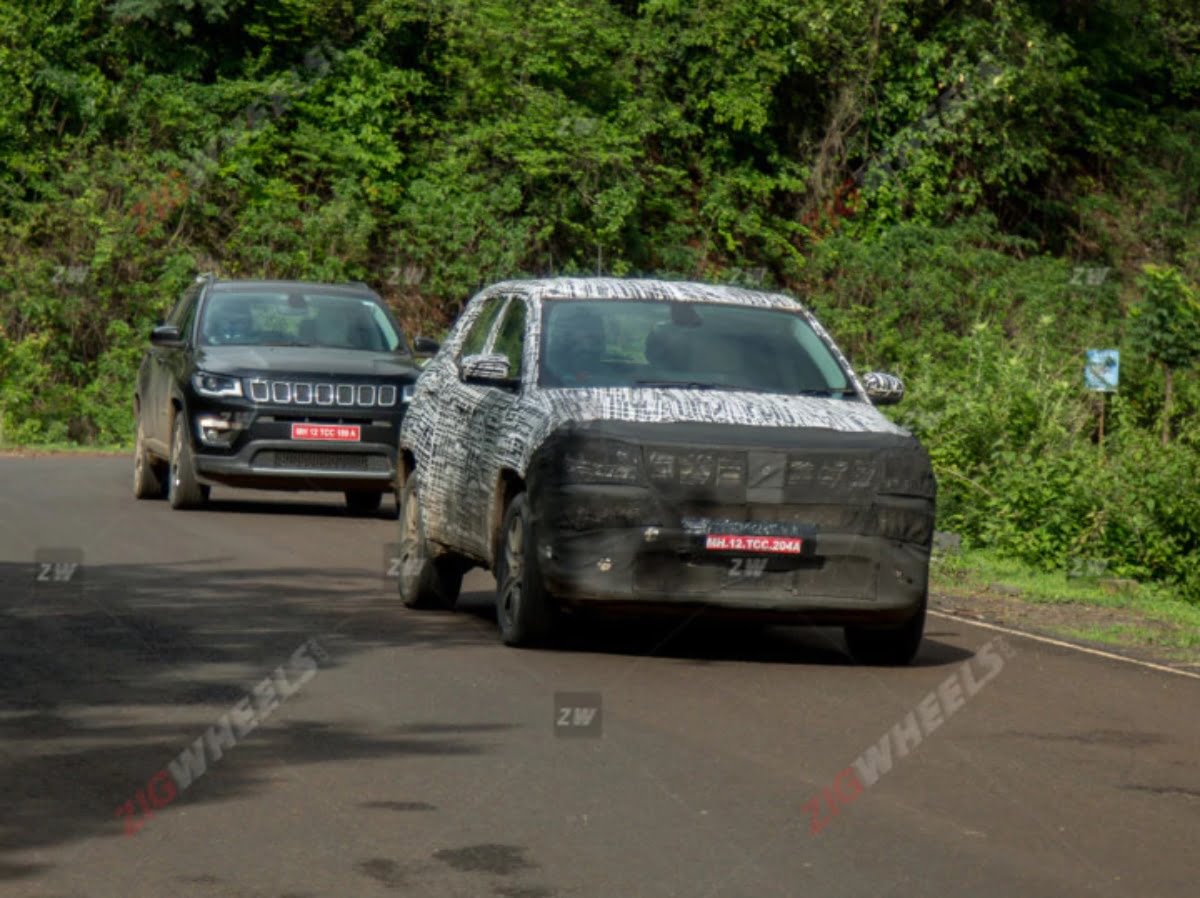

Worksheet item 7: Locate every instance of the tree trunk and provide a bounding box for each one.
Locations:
[1162,364,1173,445]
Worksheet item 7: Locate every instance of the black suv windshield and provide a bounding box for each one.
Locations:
[539,299,852,395]
[199,291,405,352]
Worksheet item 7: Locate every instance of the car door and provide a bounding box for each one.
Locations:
[166,291,201,416]
[457,295,529,559]
[423,295,508,552]
[160,287,200,442]
[148,285,199,446]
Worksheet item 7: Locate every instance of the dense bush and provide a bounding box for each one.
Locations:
[1,0,1198,598]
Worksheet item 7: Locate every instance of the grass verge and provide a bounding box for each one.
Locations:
[931,548,1200,667]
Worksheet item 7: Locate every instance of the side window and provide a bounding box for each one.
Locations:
[459,297,506,359]
[166,285,199,327]
[492,298,527,379]
[176,293,200,345]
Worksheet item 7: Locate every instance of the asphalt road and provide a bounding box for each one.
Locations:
[2,457,1198,898]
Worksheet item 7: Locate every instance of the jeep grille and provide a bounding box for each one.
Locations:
[247,379,399,408]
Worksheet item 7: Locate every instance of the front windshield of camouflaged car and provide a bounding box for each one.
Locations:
[199,291,405,352]
[538,299,853,396]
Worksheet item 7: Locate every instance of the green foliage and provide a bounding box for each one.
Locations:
[796,220,1199,601]
[1,0,1199,600]
[1129,265,1200,372]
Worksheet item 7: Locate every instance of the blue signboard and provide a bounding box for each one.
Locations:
[1085,349,1119,392]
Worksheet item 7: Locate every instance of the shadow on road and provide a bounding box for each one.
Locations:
[0,557,497,882]
[185,493,399,520]
[453,589,974,668]
[2,550,972,883]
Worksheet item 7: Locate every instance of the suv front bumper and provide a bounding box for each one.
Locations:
[529,483,930,625]
[191,408,401,492]
[537,526,928,624]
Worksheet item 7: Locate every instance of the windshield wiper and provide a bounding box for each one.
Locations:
[261,340,315,347]
[633,379,725,390]
[795,388,855,398]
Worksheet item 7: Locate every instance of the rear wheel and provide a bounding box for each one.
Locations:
[133,415,165,500]
[345,491,384,514]
[844,597,926,666]
[495,493,558,647]
[396,476,463,609]
[168,415,209,510]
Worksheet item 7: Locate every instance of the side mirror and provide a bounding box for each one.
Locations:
[150,324,183,347]
[461,353,516,387]
[412,335,440,356]
[862,372,905,406]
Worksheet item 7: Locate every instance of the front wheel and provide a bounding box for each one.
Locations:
[133,416,165,500]
[396,475,463,609]
[168,415,209,510]
[844,598,926,666]
[495,493,558,647]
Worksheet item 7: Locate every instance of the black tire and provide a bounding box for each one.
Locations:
[844,597,926,666]
[133,415,165,500]
[168,415,209,510]
[345,490,384,514]
[396,476,463,609]
[495,493,558,647]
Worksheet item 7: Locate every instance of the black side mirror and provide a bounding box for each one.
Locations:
[412,335,440,356]
[150,324,183,347]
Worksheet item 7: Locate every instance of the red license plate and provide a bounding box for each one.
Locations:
[290,423,362,442]
[704,534,804,554]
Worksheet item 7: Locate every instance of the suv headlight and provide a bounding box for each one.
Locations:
[192,371,244,399]
[561,439,644,485]
[873,501,935,545]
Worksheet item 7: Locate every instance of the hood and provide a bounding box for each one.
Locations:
[194,346,421,380]
[530,387,907,439]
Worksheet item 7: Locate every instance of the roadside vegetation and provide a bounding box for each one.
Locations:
[932,548,1200,663]
[1,1,1197,602]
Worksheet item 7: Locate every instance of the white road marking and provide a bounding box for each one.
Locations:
[929,609,1200,681]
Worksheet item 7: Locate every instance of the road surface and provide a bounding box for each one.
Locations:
[1,457,1197,897]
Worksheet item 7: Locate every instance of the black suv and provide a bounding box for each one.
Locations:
[134,276,430,512]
